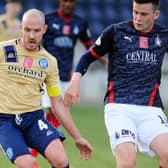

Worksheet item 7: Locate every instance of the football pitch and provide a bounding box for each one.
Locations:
[0,105,160,167]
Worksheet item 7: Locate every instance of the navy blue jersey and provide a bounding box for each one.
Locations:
[43,9,92,81]
[76,20,168,108]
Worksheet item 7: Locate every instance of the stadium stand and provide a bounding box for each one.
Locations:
[0,0,167,40]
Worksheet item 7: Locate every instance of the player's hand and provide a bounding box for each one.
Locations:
[74,137,93,160]
[64,73,81,107]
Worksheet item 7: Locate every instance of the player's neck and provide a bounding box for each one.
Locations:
[57,9,73,21]
[18,39,41,52]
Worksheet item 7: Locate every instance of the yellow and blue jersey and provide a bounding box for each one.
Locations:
[0,39,60,114]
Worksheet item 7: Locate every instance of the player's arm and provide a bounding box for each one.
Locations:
[80,19,107,67]
[47,85,93,160]
[64,49,97,107]
[64,25,113,106]
[83,39,107,67]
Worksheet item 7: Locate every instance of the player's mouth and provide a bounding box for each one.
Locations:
[135,22,142,26]
[28,40,37,47]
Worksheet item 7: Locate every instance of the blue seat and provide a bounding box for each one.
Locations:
[86,6,102,21]
[103,6,120,24]
[75,6,86,18]
[118,7,131,21]
[89,20,105,40]
[158,14,166,25]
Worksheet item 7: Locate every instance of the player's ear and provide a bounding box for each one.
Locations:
[154,10,160,20]
[43,24,48,34]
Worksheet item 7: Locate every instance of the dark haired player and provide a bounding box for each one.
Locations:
[64,0,168,168]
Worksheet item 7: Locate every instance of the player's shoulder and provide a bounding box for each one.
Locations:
[106,20,137,36]
[108,20,132,32]
[98,20,131,40]
[104,20,130,30]
[154,23,168,33]
[40,46,57,62]
[116,20,131,27]
[0,39,17,47]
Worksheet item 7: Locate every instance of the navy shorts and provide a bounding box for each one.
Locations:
[0,109,65,163]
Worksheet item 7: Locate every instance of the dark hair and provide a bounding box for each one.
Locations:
[5,0,21,3]
[134,0,160,10]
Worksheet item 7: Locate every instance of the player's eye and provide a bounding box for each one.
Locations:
[24,28,31,32]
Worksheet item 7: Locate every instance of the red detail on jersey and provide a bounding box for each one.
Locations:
[139,37,148,49]
[83,39,93,49]
[90,48,102,59]
[148,83,159,106]
[108,82,114,103]
[63,25,71,35]
[46,111,61,128]
[23,57,33,68]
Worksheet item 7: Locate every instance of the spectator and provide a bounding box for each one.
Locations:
[0,0,22,41]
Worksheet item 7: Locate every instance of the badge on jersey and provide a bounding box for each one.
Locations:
[95,36,101,46]
[63,25,71,35]
[139,37,148,49]
[39,58,48,69]
[23,56,33,68]
[4,45,17,62]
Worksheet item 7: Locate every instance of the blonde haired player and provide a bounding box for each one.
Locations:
[0,8,92,168]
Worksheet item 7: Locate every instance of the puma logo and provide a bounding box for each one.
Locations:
[124,36,132,43]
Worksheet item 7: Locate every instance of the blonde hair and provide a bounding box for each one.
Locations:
[22,9,45,25]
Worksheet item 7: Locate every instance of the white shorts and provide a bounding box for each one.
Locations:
[41,81,69,108]
[104,103,168,157]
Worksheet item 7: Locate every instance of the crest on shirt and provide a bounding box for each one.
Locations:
[139,36,148,49]
[63,25,71,35]
[23,56,33,68]
[155,34,161,47]
[39,58,48,69]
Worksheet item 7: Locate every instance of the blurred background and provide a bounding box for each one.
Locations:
[0,0,168,107]
[1,0,168,40]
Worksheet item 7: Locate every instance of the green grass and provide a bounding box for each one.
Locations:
[0,105,161,167]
